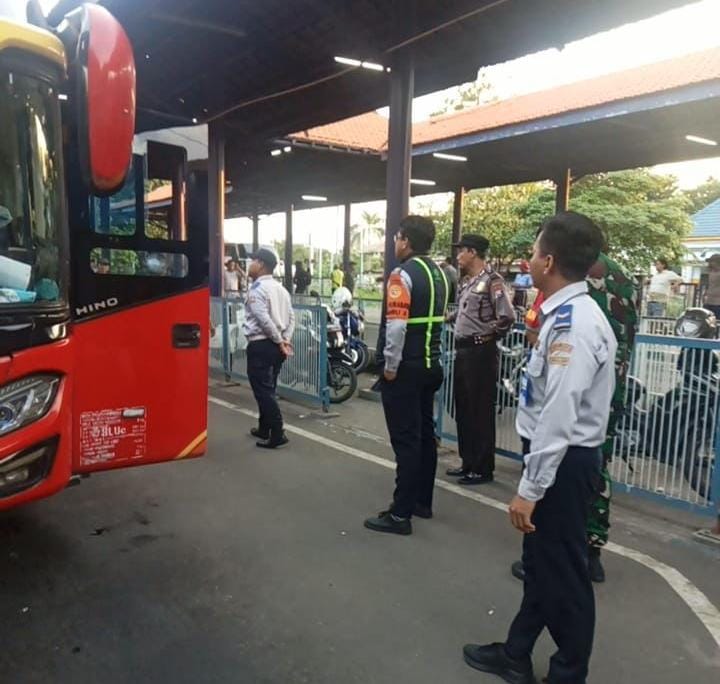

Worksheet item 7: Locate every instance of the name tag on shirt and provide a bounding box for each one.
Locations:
[520,372,533,407]
[474,281,487,293]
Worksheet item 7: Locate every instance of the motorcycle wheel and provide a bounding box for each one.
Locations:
[352,341,370,374]
[684,425,714,499]
[328,361,358,404]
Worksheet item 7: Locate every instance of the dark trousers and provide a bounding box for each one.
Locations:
[247,339,285,434]
[506,440,601,684]
[381,363,444,519]
[454,342,497,476]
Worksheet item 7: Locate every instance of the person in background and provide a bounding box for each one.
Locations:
[512,259,533,308]
[646,258,681,317]
[440,256,459,303]
[364,215,449,536]
[224,258,242,298]
[463,211,615,684]
[513,245,638,584]
[703,254,720,319]
[293,260,311,295]
[244,248,295,449]
[331,264,344,293]
[445,234,514,485]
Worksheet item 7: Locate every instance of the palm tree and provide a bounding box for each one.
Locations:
[351,211,385,252]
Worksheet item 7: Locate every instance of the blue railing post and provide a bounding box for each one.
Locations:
[221,299,231,379]
[319,305,330,410]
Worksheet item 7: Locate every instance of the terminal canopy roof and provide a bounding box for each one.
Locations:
[99,0,692,137]
[222,47,720,217]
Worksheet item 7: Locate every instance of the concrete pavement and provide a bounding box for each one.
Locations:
[1,381,719,683]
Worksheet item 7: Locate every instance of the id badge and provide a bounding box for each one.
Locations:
[520,372,533,407]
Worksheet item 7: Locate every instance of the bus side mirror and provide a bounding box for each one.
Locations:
[59,3,136,196]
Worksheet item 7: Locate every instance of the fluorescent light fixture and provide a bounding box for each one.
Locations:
[270,149,283,157]
[334,56,362,67]
[301,195,327,202]
[685,134,717,146]
[58,93,68,101]
[334,56,386,72]
[192,117,198,124]
[361,61,384,72]
[433,152,467,162]
[283,146,292,153]
[410,178,436,186]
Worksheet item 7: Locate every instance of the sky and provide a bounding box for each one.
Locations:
[227,0,720,250]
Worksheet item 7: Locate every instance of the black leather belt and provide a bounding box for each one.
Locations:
[455,334,495,349]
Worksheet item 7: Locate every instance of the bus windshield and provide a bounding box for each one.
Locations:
[0,70,65,309]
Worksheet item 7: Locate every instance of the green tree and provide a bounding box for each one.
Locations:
[432,183,545,266]
[431,169,692,273]
[683,177,720,214]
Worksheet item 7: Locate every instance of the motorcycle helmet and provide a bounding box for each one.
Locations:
[331,286,353,312]
[674,307,718,339]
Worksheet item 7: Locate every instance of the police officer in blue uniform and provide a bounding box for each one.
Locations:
[364,216,449,536]
[462,212,617,684]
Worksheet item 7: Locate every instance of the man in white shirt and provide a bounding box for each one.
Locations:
[224,259,242,298]
[243,249,295,448]
[647,258,681,317]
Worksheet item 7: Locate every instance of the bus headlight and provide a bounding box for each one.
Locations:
[0,375,60,437]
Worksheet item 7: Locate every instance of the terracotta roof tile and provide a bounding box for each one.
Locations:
[290,46,720,153]
[290,111,389,152]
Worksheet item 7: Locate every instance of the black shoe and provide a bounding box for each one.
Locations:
[250,427,269,439]
[458,473,494,485]
[588,547,606,583]
[256,432,289,449]
[413,504,433,519]
[463,643,535,684]
[446,466,467,477]
[511,560,526,582]
[364,511,412,536]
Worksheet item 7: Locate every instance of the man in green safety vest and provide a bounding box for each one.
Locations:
[364,215,449,536]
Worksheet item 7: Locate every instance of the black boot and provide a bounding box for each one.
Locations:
[588,547,605,583]
[256,430,289,449]
[462,643,535,684]
[446,465,467,477]
[250,426,269,439]
[364,511,412,535]
[510,560,526,582]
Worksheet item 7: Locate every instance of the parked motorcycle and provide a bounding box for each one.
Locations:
[331,287,370,373]
[618,308,717,499]
[326,310,358,403]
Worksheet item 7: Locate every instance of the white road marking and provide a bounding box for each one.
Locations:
[209,395,720,649]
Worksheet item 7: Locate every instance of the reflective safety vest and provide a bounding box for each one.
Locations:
[402,256,449,368]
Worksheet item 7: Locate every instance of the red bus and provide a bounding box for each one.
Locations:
[0,4,208,510]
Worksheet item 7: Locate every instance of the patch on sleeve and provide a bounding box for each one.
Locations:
[548,341,573,366]
[250,281,261,290]
[492,282,505,299]
[386,272,411,321]
[553,304,573,330]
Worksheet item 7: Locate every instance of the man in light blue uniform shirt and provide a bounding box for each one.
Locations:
[463,212,616,684]
[243,249,294,449]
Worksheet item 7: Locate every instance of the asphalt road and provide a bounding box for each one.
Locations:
[1,385,719,683]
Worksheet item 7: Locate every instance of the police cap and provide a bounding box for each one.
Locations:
[452,234,489,256]
[249,248,278,271]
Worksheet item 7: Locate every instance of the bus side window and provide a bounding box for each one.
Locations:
[145,142,187,242]
[90,166,137,236]
[90,247,188,278]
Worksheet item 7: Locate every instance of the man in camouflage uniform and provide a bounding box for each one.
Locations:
[584,252,638,580]
[513,250,638,583]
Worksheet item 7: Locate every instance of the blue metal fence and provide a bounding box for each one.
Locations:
[437,323,719,516]
[210,297,329,409]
